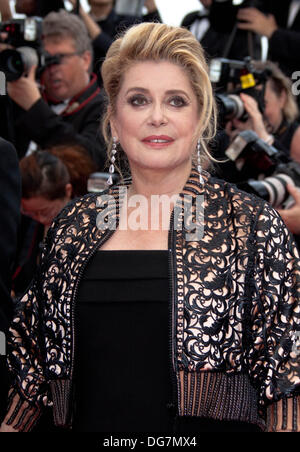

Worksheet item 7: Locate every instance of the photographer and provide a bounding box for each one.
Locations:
[0,10,106,169]
[237,0,300,79]
[225,61,300,163]
[68,0,161,76]
[181,0,263,60]
[212,58,300,247]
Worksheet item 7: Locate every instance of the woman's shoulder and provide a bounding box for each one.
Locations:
[55,192,102,221]
[206,173,266,211]
[205,174,294,247]
[44,190,113,240]
[39,190,115,260]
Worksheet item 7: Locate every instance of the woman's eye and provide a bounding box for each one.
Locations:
[169,96,188,107]
[128,95,148,106]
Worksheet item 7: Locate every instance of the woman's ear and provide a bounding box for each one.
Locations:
[110,120,119,142]
[109,107,119,141]
[65,183,73,199]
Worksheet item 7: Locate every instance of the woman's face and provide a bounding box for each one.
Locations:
[110,61,200,175]
[21,194,69,227]
[264,80,286,131]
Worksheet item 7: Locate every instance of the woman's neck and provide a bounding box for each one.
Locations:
[271,113,285,134]
[128,164,192,200]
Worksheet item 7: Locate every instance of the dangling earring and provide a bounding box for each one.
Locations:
[197,139,204,186]
[107,137,117,186]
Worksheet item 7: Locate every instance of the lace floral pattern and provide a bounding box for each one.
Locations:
[4,169,300,431]
[173,173,300,427]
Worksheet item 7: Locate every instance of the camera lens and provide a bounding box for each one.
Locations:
[0,46,38,81]
[216,93,245,121]
[0,49,24,81]
[247,174,294,207]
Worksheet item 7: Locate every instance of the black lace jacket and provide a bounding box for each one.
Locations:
[3,169,300,432]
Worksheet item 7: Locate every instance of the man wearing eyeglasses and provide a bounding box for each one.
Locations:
[3,10,106,170]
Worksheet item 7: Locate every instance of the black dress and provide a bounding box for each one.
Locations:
[73,250,173,432]
[73,250,262,433]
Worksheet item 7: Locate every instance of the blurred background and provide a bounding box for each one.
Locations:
[8,0,203,25]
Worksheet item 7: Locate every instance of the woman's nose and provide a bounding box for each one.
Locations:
[148,103,167,126]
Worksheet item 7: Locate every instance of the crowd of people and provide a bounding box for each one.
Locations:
[0,0,299,434]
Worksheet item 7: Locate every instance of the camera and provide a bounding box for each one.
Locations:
[0,48,62,81]
[240,167,300,209]
[225,130,300,208]
[0,17,43,48]
[0,17,59,81]
[210,57,270,125]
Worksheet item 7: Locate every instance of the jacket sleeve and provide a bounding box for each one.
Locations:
[269,28,300,68]
[1,265,52,432]
[248,202,300,432]
[0,209,70,432]
[0,196,89,432]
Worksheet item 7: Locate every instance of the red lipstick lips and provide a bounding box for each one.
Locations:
[142,135,174,148]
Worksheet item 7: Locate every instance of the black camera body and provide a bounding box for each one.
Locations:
[225,130,300,208]
[0,17,63,81]
[210,57,270,126]
[0,17,43,48]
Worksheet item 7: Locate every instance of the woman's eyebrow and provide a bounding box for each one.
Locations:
[125,87,149,95]
[165,89,190,97]
[125,87,190,97]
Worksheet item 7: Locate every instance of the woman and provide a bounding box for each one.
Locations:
[12,145,95,298]
[20,144,95,231]
[1,23,300,433]
[20,151,72,234]
[227,61,300,162]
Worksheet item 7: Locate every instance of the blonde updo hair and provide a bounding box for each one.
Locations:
[101,22,217,178]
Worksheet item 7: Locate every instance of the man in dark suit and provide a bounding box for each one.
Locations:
[181,0,263,60]
[237,0,300,78]
[0,138,21,423]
